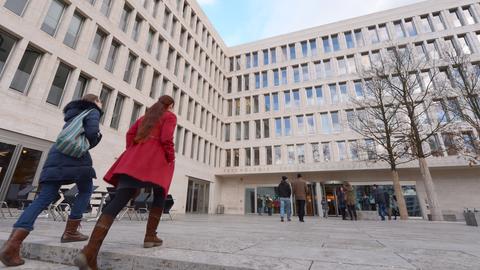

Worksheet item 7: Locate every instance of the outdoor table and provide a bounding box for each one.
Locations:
[87,191,108,222]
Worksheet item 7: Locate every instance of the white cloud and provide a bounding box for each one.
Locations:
[196,0,216,5]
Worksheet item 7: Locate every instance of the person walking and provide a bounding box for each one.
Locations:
[373,185,387,221]
[344,182,357,221]
[321,198,328,218]
[291,174,308,222]
[0,95,103,267]
[391,195,399,220]
[265,196,273,216]
[257,196,264,215]
[337,186,347,220]
[74,95,176,270]
[277,176,292,222]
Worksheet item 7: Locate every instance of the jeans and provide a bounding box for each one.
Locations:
[296,200,306,221]
[279,197,291,219]
[377,203,387,220]
[14,179,93,231]
[347,205,357,220]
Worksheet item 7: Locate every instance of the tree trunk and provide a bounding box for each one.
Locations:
[391,169,408,220]
[418,157,444,221]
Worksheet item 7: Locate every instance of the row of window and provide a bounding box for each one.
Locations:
[174,125,223,167]
[223,130,478,167]
[230,4,479,71]
[225,32,480,94]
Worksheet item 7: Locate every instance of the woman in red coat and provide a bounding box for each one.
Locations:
[75,95,176,270]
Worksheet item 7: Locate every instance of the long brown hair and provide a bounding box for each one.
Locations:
[82,94,100,103]
[134,95,174,143]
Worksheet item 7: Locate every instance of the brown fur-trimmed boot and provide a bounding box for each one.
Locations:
[74,214,114,270]
[61,218,89,243]
[0,228,29,267]
[143,207,163,248]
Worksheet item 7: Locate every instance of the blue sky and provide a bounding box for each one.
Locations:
[197,0,425,47]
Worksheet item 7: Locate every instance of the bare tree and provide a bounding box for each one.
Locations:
[444,52,480,165]
[383,46,450,221]
[349,62,410,220]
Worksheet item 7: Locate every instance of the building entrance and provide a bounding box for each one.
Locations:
[323,183,343,216]
[185,178,210,214]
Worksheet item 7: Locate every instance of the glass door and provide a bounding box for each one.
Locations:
[244,188,255,214]
[185,178,210,214]
[305,183,318,216]
[324,184,342,216]
[0,142,21,201]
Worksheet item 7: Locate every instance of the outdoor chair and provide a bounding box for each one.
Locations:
[162,195,175,221]
[117,190,149,221]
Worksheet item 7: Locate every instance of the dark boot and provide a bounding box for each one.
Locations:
[144,207,163,248]
[74,214,114,270]
[0,228,29,267]
[61,218,89,243]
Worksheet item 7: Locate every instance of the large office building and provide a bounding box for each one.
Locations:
[0,0,479,220]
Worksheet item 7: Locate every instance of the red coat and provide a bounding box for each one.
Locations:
[104,111,177,192]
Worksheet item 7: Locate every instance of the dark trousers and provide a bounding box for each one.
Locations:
[102,187,165,217]
[340,206,347,220]
[296,200,306,221]
[347,204,357,220]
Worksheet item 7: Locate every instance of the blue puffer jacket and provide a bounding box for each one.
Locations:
[39,100,103,184]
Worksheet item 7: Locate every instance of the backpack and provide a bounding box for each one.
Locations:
[55,109,94,158]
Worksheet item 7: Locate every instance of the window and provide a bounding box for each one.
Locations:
[312,143,320,162]
[89,29,106,63]
[105,40,120,72]
[72,74,89,100]
[275,118,282,137]
[329,84,338,104]
[426,41,439,60]
[100,0,112,16]
[393,21,406,38]
[354,81,364,97]
[130,102,142,127]
[302,64,309,82]
[345,31,355,48]
[404,19,417,36]
[63,12,84,48]
[274,146,282,165]
[361,53,370,70]
[378,24,389,41]
[245,148,251,166]
[339,83,348,102]
[46,63,71,106]
[292,90,300,108]
[458,36,471,54]
[332,35,340,51]
[420,16,432,33]
[368,27,379,44]
[132,17,142,41]
[301,41,308,57]
[281,46,287,61]
[306,88,314,105]
[150,71,160,98]
[255,120,261,139]
[346,110,355,127]
[245,97,251,114]
[0,30,16,75]
[255,73,260,89]
[314,62,322,79]
[119,4,132,32]
[310,39,318,56]
[449,9,463,27]
[284,117,291,136]
[322,37,331,53]
[337,58,347,75]
[284,91,291,109]
[263,119,270,138]
[265,146,272,165]
[273,69,280,86]
[296,115,305,135]
[253,96,259,113]
[289,44,296,59]
[315,86,324,104]
[146,28,155,53]
[337,141,347,161]
[263,49,269,65]
[253,52,258,67]
[321,113,331,134]
[365,139,376,160]
[287,145,295,164]
[225,149,231,167]
[431,13,445,31]
[264,94,271,112]
[4,0,29,16]
[462,6,476,25]
[281,68,287,85]
[123,53,137,83]
[99,86,112,123]
[244,121,250,140]
[225,124,230,142]
[262,71,268,88]
[246,53,251,69]
[293,66,300,83]
[354,29,364,47]
[235,98,240,116]
[136,62,147,90]
[442,133,458,156]
[347,56,356,73]
[235,123,241,141]
[254,147,260,166]
[41,0,66,36]
[273,93,279,111]
[270,48,277,63]
[349,140,359,160]
[324,60,332,77]
[322,143,331,161]
[331,111,341,132]
[10,47,42,93]
[156,38,164,61]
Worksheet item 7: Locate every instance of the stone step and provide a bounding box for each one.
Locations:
[6,259,75,270]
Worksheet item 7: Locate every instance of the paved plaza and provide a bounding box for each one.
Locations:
[0,215,479,269]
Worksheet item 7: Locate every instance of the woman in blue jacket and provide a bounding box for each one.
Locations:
[0,94,103,267]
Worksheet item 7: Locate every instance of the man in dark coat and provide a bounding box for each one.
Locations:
[373,185,387,221]
[291,174,308,222]
[0,95,103,267]
[278,176,292,222]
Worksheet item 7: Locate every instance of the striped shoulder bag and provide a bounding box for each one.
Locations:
[55,109,94,158]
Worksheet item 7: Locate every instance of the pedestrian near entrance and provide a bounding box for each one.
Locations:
[265,196,273,216]
[278,176,292,222]
[0,95,103,267]
[321,198,328,218]
[373,185,387,221]
[337,187,347,220]
[257,196,264,215]
[344,182,357,221]
[74,95,177,270]
[291,174,308,222]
